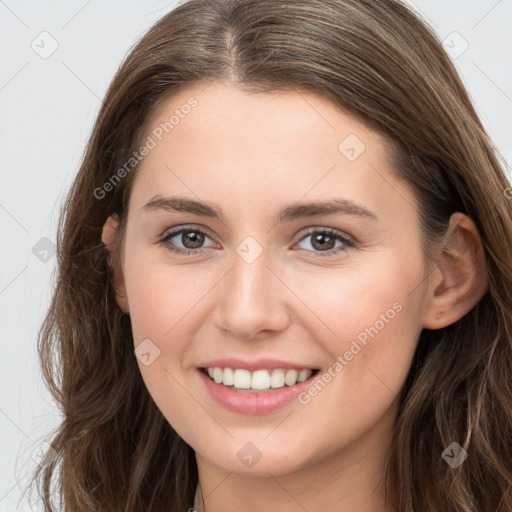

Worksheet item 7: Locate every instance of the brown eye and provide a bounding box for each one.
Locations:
[295,228,355,258]
[178,229,205,249]
[160,227,216,255]
[310,232,336,251]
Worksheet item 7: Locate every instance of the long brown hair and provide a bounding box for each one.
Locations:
[23,0,512,510]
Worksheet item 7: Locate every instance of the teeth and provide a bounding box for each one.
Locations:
[233,369,251,389]
[297,369,310,383]
[213,367,223,384]
[223,367,234,386]
[270,369,285,388]
[284,369,298,386]
[251,369,270,390]
[204,367,314,390]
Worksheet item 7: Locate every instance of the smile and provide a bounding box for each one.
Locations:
[202,367,319,391]
[198,365,321,415]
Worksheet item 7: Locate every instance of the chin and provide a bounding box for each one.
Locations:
[196,438,315,477]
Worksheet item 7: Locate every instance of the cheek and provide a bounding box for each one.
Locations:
[123,254,214,439]
[124,247,214,344]
[288,250,423,347]
[291,250,425,407]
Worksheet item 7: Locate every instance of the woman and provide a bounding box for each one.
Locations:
[26,0,512,511]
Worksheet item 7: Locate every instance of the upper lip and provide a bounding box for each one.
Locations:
[198,358,319,372]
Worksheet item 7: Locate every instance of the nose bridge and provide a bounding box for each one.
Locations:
[213,238,289,338]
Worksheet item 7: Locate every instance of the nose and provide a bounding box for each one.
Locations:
[212,247,291,340]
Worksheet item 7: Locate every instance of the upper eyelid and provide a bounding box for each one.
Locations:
[161,224,218,242]
[293,226,354,243]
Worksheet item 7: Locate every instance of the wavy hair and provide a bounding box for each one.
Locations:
[23,0,512,510]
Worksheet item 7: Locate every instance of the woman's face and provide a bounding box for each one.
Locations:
[112,82,433,476]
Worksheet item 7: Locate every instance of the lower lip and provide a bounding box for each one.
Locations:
[197,369,319,415]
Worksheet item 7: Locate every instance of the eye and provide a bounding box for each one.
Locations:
[159,226,217,255]
[294,227,355,258]
[158,225,356,258]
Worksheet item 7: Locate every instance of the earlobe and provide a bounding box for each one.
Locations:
[422,213,488,330]
[101,215,130,314]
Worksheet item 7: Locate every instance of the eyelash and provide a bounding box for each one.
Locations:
[158,225,356,258]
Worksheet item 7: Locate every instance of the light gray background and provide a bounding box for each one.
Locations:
[1,1,511,510]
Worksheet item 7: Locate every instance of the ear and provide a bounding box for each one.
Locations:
[101,215,130,314]
[422,212,488,329]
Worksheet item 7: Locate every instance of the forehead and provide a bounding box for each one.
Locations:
[143,81,383,157]
[128,82,417,226]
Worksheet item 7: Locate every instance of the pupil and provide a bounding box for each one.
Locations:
[313,233,334,251]
[184,230,204,248]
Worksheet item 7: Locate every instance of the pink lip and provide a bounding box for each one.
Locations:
[197,367,319,415]
[198,358,317,372]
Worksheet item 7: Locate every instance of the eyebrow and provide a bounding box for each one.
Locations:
[141,196,380,223]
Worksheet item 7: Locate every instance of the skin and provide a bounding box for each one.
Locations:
[102,82,488,512]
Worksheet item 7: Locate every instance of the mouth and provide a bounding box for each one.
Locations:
[200,366,321,393]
